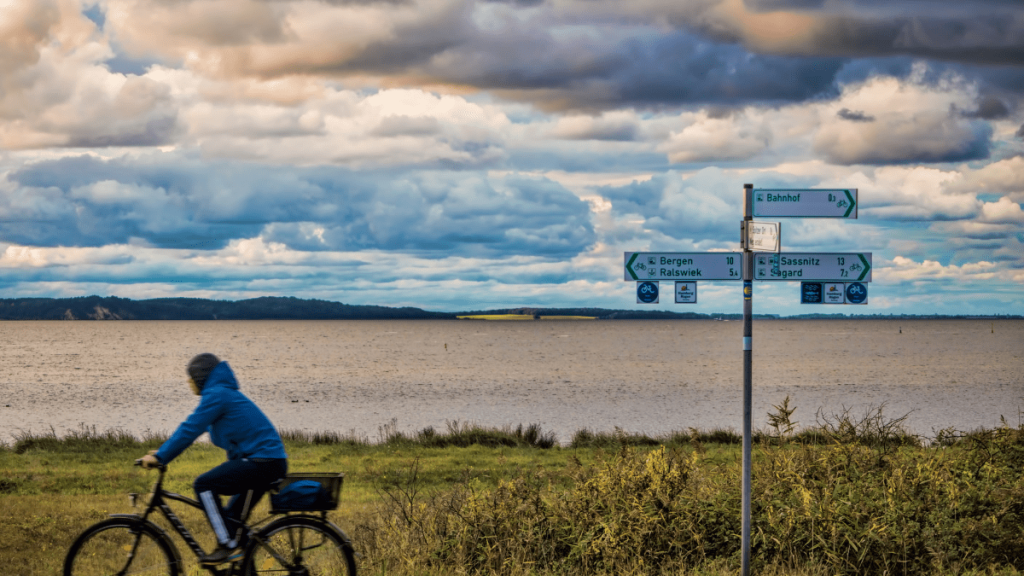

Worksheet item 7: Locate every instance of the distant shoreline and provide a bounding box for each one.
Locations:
[0,295,1019,321]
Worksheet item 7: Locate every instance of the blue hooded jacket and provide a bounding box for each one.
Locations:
[155,362,287,464]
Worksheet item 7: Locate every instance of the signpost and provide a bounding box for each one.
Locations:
[752,188,857,218]
[754,252,872,282]
[740,187,754,576]
[624,183,869,576]
[624,252,742,281]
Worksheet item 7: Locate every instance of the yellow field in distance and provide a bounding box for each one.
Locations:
[456,314,597,320]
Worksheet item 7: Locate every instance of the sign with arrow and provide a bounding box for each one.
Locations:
[754,252,871,281]
[624,252,742,281]
[753,189,857,218]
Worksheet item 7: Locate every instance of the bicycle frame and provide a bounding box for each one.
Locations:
[130,468,215,560]
[121,465,342,575]
[122,465,281,574]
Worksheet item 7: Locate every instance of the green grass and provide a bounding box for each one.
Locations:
[455,314,597,320]
[0,423,731,576]
[6,409,1024,576]
[0,431,603,576]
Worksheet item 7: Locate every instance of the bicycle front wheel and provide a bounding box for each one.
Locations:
[244,516,355,576]
[64,517,179,576]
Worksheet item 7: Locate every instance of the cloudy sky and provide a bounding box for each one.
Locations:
[1,0,1022,315]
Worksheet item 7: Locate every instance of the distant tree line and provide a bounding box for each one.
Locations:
[0,296,453,321]
[0,296,1015,320]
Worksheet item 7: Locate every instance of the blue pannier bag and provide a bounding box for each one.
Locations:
[271,480,329,511]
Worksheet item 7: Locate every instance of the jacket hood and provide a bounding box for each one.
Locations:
[201,362,239,393]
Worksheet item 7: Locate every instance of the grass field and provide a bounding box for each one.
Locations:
[5,412,1024,576]
[456,314,597,320]
[1,425,592,576]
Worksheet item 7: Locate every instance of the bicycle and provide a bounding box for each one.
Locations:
[63,461,357,576]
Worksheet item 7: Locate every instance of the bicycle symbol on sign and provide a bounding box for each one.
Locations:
[637,281,659,303]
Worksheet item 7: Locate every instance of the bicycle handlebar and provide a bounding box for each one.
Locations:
[134,459,167,472]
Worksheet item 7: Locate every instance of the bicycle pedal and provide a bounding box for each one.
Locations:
[200,549,244,566]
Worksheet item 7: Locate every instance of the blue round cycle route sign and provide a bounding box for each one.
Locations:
[637,281,659,303]
[845,282,868,304]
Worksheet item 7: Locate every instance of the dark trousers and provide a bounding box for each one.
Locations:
[194,458,287,546]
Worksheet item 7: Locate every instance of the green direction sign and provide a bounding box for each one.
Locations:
[624,252,742,281]
[753,189,857,218]
[754,252,871,282]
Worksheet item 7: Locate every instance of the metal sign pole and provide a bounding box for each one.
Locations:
[742,183,753,576]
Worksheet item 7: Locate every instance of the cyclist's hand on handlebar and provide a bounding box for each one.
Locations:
[138,454,161,469]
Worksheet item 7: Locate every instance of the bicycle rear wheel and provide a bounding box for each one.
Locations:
[244,516,355,576]
[64,517,179,576]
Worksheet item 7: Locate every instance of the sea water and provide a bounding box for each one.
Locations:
[0,319,1020,444]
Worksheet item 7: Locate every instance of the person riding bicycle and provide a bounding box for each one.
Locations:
[139,353,288,566]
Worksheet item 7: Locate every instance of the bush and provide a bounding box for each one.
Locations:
[358,410,1024,575]
[376,418,558,449]
[11,425,166,454]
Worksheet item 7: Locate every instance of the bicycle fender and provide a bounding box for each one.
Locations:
[108,513,143,520]
[107,514,184,569]
[320,518,355,550]
[260,515,355,550]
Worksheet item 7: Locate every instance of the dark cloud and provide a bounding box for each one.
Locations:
[816,96,994,165]
[837,108,875,122]
[428,31,847,110]
[1017,124,1024,139]
[97,0,1022,113]
[744,0,824,9]
[3,154,595,258]
[817,125,992,165]
[833,57,918,85]
[705,106,742,119]
[962,96,1010,120]
[612,36,847,107]
[732,1,1024,66]
[744,0,1023,11]
[67,114,178,148]
[968,65,1024,95]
